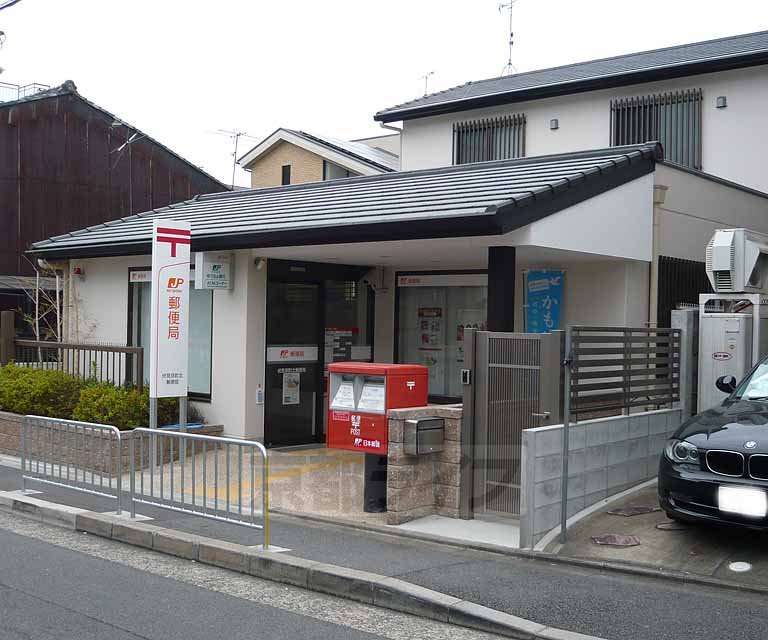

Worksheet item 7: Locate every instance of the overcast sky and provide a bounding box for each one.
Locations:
[1,0,766,187]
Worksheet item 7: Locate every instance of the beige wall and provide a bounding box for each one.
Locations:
[249,141,324,188]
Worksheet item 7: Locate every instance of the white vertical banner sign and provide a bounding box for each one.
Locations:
[149,219,191,398]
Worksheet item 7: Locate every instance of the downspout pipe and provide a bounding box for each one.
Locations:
[650,184,669,327]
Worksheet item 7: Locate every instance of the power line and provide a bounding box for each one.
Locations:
[208,129,260,189]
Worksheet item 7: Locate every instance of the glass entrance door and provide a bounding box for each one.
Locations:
[265,282,322,447]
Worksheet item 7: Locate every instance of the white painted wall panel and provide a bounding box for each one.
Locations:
[401,66,768,193]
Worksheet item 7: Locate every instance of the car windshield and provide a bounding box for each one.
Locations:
[735,362,768,400]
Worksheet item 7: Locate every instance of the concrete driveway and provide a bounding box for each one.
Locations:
[552,485,768,588]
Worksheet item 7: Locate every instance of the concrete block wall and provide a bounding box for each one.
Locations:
[519,408,681,548]
[386,405,463,525]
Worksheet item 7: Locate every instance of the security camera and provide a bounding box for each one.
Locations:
[363,268,388,293]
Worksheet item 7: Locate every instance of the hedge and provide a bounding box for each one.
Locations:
[0,363,202,430]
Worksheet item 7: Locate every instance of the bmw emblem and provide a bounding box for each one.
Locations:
[744,441,758,450]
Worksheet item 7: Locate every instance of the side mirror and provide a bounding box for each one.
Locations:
[716,375,737,394]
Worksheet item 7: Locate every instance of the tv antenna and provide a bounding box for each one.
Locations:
[419,71,435,97]
[498,0,519,76]
[209,129,260,189]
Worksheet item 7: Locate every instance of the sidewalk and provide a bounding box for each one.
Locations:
[553,485,768,587]
[1,462,766,640]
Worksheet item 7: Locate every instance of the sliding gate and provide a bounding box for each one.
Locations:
[465,331,562,518]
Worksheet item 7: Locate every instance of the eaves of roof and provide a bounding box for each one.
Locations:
[28,143,661,260]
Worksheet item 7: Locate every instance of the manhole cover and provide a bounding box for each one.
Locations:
[608,505,662,517]
[656,521,688,531]
[728,561,752,573]
[591,534,641,547]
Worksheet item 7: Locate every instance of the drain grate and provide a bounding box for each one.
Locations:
[591,533,641,547]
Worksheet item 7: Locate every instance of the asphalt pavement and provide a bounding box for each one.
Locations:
[0,509,499,640]
[3,462,768,640]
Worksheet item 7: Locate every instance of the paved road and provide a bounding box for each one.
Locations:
[0,510,501,640]
[4,463,768,640]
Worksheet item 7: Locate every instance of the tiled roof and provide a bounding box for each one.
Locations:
[376,30,768,121]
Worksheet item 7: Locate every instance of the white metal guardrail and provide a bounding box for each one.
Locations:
[129,428,270,548]
[21,416,123,514]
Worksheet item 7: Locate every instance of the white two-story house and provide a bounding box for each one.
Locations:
[29,30,768,447]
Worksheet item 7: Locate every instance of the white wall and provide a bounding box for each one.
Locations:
[68,255,141,345]
[505,174,654,262]
[400,66,768,193]
[655,164,768,261]
[68,250,267,439]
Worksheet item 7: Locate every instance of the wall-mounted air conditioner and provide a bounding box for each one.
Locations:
[705,229,768,294]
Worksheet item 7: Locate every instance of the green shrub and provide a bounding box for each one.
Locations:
[72,383,202,430]
[72,383,148,430]
[0,363,204,429]
[0,363,85,418]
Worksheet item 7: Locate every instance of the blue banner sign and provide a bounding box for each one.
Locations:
[525,270,564,333]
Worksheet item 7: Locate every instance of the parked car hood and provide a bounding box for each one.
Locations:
[676,400,768,451]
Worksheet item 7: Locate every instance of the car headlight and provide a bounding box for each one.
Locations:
[664,439,700,464]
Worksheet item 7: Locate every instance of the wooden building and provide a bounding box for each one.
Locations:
[0,80,227,313]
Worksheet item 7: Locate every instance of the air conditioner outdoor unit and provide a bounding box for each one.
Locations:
[705,229,768,293]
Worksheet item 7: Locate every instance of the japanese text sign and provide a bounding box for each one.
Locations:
[525,270,564,333]
[195,251,233,290]
[149,219,191,398]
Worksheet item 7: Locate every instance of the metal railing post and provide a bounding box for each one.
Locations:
[560,327,573,545]
[115,430,123,515]
[20,416,27,492]
[263,449,269,550]
[130,433,136,518]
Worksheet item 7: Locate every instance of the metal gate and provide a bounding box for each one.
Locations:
[464,330,562,518]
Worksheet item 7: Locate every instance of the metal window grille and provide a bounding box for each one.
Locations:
[610,89,703,170]
[453,114,526,165]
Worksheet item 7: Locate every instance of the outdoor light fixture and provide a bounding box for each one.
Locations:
[550,118,559,130]
[716,96,728,109]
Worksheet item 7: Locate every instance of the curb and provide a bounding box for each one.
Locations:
[269,506,768,599]
[0,491,605,640]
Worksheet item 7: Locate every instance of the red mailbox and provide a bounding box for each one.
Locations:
[327,362,428,455]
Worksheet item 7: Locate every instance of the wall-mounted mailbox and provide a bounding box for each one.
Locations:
[404,417,445,456]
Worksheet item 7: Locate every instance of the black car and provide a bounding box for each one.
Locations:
[659,360,768,528]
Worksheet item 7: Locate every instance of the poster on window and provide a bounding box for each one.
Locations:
[456,308,486,363]
[525,270,565,333]
[418,348,445,391]
[281,371,301,405]
[418,307,443,347]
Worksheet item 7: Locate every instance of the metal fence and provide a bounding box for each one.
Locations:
[0,81,50,103]
[568,326,681,416]
[14,340,144,391]
[130,429,270,548]
[21,416,123,513]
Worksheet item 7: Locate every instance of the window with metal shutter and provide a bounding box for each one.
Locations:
[610,89,703,170]
[452,113,526,165]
